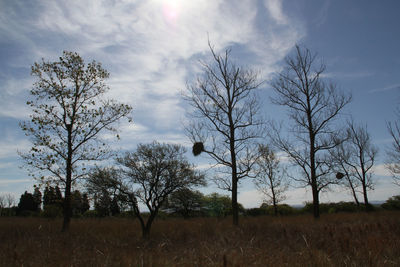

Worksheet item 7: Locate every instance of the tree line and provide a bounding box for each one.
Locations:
[16,44,400,237]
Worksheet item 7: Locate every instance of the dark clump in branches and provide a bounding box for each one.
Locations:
[192,142,205,156]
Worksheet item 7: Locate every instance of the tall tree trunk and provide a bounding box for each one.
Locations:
[271,186,278,216]
[362,181,371,211]
[230,129,239,226]
[348,178,360,207]
[312,183,320,218]
[62,124,73,232]
[142,212,157,239]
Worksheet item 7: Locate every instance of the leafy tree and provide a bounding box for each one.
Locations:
[17,191,40,214]
[269,45,351,218]
[71,190,90,216]
[166,188,204,218]
[93,142,205,238]
[19,51,132,231]
[183,43,264,225]
[87,166,125,216]
[43,186,63,209]
[32,186,42,211]
[254,144,289,216]
[202,192,244,217]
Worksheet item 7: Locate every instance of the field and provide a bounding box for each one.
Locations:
[1,212,399,266]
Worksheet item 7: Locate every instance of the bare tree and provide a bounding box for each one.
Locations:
[330,142,361,207]
[5,193,16,208]
[91,142,205,238]
[254,144,289,216]
[386,108,400,186]
[0,195,4,216]
[339,121,377,210]
[183,43,264,225]
[269,45,351,218]
[20,51,132,231]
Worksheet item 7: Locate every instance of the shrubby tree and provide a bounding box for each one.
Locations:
[165,188,204,218]
[71,190,90,216]
[183,43,264,225]
[19,51,132,231]
[43,186,63,209]
[269,45,351,218]
[89,142,205,238]
[254,144,289,216]
[32,186,42,211]
[381,195,400,210]
[17,190,41,214]
[87,166,126,216]
[202,192,244,217]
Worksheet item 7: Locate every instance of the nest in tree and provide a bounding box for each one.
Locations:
[192,142,204,156]
[336,172,345,179]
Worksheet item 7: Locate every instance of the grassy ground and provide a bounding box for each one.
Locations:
[1,211,399,266]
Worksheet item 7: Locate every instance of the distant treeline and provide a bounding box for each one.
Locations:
[1,186,399,218]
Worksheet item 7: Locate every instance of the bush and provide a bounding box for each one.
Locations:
[83,210,99,218]
[381,195,400,210]
[301,202,362,214]
[42,205,63,218]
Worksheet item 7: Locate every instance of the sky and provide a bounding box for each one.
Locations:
[1,0,400,208]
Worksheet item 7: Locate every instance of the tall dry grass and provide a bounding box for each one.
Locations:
[1,212,399,266]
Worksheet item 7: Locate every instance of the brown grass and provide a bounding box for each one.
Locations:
[1,212,399,266]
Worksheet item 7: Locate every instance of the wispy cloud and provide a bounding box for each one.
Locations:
[369,83,400,93]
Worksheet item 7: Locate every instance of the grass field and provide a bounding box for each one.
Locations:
[1,211,399,266]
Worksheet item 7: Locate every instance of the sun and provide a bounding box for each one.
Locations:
[161,0,182,24]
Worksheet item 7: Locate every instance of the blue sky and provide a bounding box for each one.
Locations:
[1,0,399,207]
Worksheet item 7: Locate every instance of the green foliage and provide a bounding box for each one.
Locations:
[17,190,41,215]
[43,186,63,210]
[42,205,63,218]
[165,188,204,218]
[246,204,296,216]
[381,195,400,210]
[202,193,244,217]
[301,202,362,214]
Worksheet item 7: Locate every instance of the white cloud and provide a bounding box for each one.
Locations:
[264,0,288,25]
[0,138,30,160]
[373,164,392,177]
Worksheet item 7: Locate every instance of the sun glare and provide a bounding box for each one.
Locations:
[161,0,182,25]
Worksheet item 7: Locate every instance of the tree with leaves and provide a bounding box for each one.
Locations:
[269,45,351,218]
[183,43,264,225]
[17,190,41,214]
[165,188,204,218]
[20,51,132,231]
[91,142,205,238]
[254,144,289,216]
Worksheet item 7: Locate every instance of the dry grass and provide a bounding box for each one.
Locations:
[1,212,399,266]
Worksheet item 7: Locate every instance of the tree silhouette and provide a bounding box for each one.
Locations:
[254,144,289,216]
[331,120,377,210]
[88,142,205,238]
[269,45,351,218]
[183,43,264,225]
[20,51,132,231]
